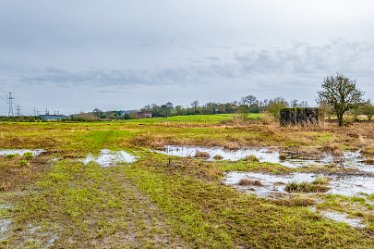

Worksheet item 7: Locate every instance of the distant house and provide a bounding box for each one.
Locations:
[118,110,137,117]
[136,112,153,118]
[39,114,67,121]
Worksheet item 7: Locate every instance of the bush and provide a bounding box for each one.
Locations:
[20,159,28,167]
[23,152,33,160]
[267,97,288,118]
[6,154,17,159]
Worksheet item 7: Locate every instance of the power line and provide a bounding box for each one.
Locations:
[16,104,21,116]
[8,92,14,117]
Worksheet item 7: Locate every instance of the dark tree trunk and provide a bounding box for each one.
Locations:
[337,113,344,126]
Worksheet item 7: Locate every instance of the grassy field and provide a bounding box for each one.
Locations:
[0,114,373,248]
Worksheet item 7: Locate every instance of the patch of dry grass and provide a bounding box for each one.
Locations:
[194,150,210,159]
[238,178,263,186]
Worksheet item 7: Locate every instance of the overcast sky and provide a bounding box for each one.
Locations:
[1,0,374,115]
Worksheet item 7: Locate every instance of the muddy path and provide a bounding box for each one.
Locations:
[0,155,187,248]
[68,176,187,248]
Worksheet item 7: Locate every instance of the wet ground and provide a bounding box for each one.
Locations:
[316,209,366,229]
[0,203,11,242]
[223,172,373,228]
[223,172,374,197]
[0,149,45,157]
[81,149,137,167]
[157,146,374,173]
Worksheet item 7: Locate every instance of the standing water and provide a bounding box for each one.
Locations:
[81,149,137,167]
[156,146,374,173]
[0,149,45,157]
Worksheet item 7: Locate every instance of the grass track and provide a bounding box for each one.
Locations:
[1,115,374,248]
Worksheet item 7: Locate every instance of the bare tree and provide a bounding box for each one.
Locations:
[191,100,199,113]
[290,100,299,108]
[318,74,364,126]
[241,95,257,106]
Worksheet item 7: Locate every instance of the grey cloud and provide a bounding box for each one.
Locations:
[19,41,374,89]
[235,41,374,76]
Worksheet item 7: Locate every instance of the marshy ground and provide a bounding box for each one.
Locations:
[0,114,373,248]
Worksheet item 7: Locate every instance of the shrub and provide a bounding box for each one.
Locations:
[267,97,289,118]
[23,152,33,160]
[20,160,28,167]
[6,154,17,159]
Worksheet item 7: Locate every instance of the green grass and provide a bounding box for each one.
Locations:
[218,161,292,174]
[0,115,373,248]
[4,161,186,248]
[286,177,330,193]
[122,159,372,248]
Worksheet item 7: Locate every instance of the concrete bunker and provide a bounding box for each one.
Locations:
[280,108,322,126]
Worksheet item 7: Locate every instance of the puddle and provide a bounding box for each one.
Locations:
[309,207,365,228]
[339,151,374,174]
[158,146,281,162]
[21,224,59,248]
[320,210,365,228]
[0,149,45,157]
[0,219,11,236]
[0,203,12,240]
[45,235,58,248]
[81,149,137,167]
[0,204,12,210]
[224,172,374,198]
[157,146,374,173]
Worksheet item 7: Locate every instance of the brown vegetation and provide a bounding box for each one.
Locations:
[194,150,210,159]
[0,156,49,191]
[242,155,260,162]
[273,197,316,207]
[238,178,263,186]
[279,153,287,161]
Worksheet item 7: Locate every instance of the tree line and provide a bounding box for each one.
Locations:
[138,97,307,118]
